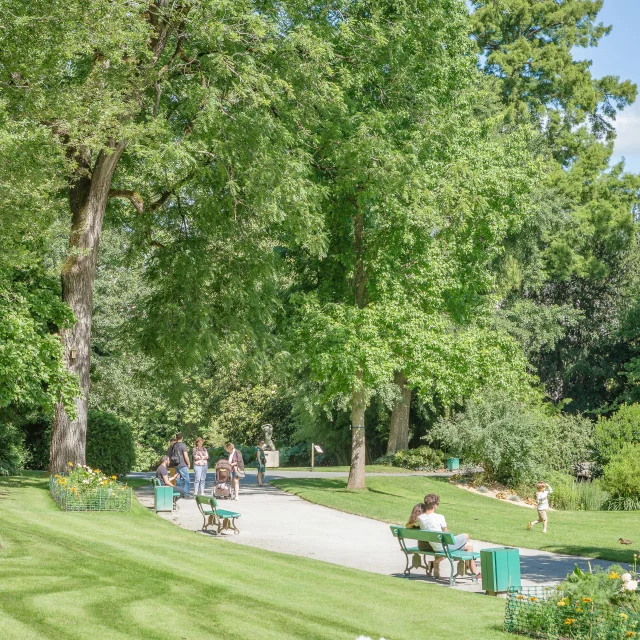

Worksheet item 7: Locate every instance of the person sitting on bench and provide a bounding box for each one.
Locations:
[419,493,480,578]
[156,456,179,487]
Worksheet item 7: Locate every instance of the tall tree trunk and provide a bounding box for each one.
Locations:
[347,206,367,490]
[386,371,411,454]
[49,142,125,472]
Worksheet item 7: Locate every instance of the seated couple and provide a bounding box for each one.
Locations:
[407,493,480,578]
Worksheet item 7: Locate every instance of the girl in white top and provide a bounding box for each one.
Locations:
[527,482,553,534]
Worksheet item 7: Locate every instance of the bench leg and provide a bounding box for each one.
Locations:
[433,557,442,579]
[230,517,240,534]
[448,558,456,586]
[426,560,434,576]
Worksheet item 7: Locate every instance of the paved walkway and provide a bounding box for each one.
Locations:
[134,470,622,593]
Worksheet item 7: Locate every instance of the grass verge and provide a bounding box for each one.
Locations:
[0,473,508,640]
[271,476,638,564]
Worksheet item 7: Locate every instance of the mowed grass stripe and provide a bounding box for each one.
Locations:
[271,476,638,563]
[0,475,508,640]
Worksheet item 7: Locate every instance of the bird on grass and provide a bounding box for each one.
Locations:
[619,538,633,545]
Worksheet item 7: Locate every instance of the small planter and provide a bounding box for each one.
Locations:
[49,475,131,512]
[505,586,640,639]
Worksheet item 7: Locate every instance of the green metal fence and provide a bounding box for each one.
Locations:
[505,586,640,640]
[49,475,132,512]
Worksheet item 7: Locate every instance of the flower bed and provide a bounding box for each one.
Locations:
[505,566,640,640]
[49,464,131,512]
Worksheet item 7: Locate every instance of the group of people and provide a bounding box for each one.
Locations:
[155,432,270,500]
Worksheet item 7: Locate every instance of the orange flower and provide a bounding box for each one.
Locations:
[581,598,592,603]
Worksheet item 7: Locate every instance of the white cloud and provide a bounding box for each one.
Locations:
[613,102,640,155]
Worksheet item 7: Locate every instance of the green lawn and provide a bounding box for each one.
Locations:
[272,476,638,564]
[274,465,417,473]
[0,474,508,640]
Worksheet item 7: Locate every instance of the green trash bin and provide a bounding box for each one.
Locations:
[481,547,521,595]
[446,457,460,471]
[154,485,174,513]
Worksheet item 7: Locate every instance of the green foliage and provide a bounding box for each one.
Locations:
[547,475,609,512]
[602,444,640,503]
[595,404,640,466]
[0,422,26,475]
[391,446,444,471]
[471,0,636,152]
[427,390,593,486]
[86,410,135,476]
[0,265,77,416]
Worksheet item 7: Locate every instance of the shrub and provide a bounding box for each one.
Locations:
[392,446,444,471]
[427,390,594,487]
[601,443,640,503]
[0,421,26,475]
[595,404,640,466]
[86,410,135,476]
[547,474,609,512]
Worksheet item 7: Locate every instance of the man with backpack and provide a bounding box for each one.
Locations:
[169,433,191,498]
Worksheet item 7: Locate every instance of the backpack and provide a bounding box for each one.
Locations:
[169,443,181,466]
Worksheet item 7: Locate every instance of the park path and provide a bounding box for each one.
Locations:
[134,470,622,593]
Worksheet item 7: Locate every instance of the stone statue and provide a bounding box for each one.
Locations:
[262,424,276,451]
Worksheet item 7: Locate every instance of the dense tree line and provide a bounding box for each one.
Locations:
[0,1,638,486]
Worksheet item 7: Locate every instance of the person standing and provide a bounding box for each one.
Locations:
[171,433,191,498]
[256,440,266,487]
[225,442,244,500]
[192,437,209,495]
[166,437,177,475]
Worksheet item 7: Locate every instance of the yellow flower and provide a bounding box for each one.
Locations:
[557,599,568,607]
[67,462,73,466]
[581,598,592,603]
[111,476,117,480]
[626,632,637,638]
[516,595,525,600]
[575,607,583,613]
[610,571,621,579]
[621,613,629,620]
[564,618,576,625]
[529,596,537,602]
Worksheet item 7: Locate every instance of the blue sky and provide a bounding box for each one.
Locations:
[573,0,640,172]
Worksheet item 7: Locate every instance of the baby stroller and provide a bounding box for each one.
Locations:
[213,459,234,500]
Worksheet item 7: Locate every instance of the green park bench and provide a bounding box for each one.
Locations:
[196,495,241,535]
[390,525,480,586]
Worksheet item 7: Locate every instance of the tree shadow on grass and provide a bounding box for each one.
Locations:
[0,472,48,492]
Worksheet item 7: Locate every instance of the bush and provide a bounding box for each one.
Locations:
[601,443,640,503]
[392,446,444,471]
[0,421,26,475]
[595,404,640,466]
[427,390,594,487]
[547,474,609,512]
[86,410,135,476]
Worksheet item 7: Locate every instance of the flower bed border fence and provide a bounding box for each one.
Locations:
[505,586,640,640]
[49,474,132,512]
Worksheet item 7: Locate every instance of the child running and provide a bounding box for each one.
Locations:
[527,482,553,534]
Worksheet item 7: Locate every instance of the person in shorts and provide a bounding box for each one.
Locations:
[527,482,553,534]
[419,493,480,578]
[225,442,244,500]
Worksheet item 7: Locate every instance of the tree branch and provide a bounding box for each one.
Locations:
[109,189,144,214]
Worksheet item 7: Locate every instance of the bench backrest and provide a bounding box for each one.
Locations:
[390,525,456,546]
[196,494,219,511]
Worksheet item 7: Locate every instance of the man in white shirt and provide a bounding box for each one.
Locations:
[418,493,480,577]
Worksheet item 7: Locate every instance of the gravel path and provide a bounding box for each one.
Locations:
[133,469,623,593]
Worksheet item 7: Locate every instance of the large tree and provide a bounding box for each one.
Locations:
[0,0,332,470]
[287,0,541,488]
